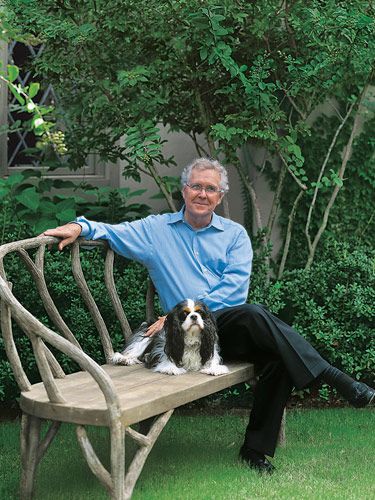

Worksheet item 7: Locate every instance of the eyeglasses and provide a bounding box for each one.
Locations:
[185,183,224,194]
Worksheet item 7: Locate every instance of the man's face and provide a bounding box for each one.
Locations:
[182,168,223,225]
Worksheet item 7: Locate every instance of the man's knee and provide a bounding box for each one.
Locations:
[237,303,265,320]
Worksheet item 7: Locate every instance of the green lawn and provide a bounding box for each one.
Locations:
[1,409,374,499]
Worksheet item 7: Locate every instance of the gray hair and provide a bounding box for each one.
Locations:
[180,158,229,193]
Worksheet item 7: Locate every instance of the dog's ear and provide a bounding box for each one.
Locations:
[200,321,217,365]
[164,311,184,366]
[200,307,218,365]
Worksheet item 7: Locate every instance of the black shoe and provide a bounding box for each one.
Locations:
[349,382,375,408]
[239,445,275,474]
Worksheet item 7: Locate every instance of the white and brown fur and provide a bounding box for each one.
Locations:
[111,299,228,376]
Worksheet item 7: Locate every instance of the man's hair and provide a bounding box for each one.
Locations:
[180,158,229,193]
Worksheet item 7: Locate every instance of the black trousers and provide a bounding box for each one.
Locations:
[214,304,330,457]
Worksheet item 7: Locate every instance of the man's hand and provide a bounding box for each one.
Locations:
[41,223,82,251]
[145,315,167,337]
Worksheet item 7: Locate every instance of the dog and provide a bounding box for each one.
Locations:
[111,299,229,376]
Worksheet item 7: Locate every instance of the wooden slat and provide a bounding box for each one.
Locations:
[19,363,254,427]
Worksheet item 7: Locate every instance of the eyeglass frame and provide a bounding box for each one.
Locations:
[185,183,225,194]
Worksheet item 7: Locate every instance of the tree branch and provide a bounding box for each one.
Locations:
[277,189,304,279]
[305,100,356,252]
[266,157,287,242]
[277,151,308,191]
[305,83,370,269]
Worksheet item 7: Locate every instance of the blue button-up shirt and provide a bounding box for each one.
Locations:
[76,207,253,313]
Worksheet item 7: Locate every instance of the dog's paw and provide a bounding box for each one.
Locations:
[111,352,142,366]
[153,364,187,376]
[200,364,229,376]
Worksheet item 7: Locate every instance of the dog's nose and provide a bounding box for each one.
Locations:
[190,314,198,321]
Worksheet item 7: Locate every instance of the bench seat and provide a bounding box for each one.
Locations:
[20,362,254,427]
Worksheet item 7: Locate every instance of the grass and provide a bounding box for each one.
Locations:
[1,409,374,499]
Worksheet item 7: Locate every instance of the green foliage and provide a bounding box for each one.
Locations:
[279,111,375,269]
[0,170,150,237]
[4,0,374,269]
[0,1,373,403]
[251,238,375,385]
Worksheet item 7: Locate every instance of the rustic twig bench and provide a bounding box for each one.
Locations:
[0,236,284,499]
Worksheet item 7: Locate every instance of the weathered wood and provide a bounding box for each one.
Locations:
[110,421,126,499]
[104,248,132,342]
[30,335,66,404]
[37,420,61,463]
[125,426,151,447]
[0,293,31,392]
[124,410,174,499]
[0,236,279,500]
[76,425,113,493]
[71,242,114,362]
[0,274,122,420]
[43,345,66,379]
[19,363,253,427]
[20,414,42,500]
[278,409,286,447]
[18,247,82,349]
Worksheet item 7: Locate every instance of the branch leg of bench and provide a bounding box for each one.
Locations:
[76,422,126,499]
[277,408,286,446]
[20,413,61,499]
[124,409,174,499]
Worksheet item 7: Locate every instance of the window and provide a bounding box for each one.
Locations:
[0,40,117,186]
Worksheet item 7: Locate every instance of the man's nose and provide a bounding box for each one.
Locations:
[198,189,208,198]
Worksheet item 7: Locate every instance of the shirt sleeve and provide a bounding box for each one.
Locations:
[196,228,252,310]
[75,215,155,266]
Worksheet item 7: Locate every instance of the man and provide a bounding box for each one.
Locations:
[43,157,374,473]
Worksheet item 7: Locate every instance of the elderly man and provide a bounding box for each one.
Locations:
[44,158,374,473]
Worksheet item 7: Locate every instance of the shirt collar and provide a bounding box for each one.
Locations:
[167,206,224,231]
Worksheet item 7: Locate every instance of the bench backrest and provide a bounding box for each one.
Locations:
[0,236,143,403]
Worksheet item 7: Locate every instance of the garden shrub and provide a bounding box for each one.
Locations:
[250,238,374,386]
[0,233,373,403]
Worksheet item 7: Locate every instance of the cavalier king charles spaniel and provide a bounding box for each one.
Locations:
[111,299,228,376]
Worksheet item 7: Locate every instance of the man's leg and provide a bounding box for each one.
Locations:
[214,303,374,471]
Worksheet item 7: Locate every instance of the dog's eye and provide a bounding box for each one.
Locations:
[195,308,205,318]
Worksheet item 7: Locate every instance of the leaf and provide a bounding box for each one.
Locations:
[200,46,208,61]
[56,208,76,223]
[28,82,40,99]
[6,172,24,186]
[0,188,9,198]
[21,169,42,180]
[126,189,147,198]
[52,179,78,189]
[15,187,40,211]
[38,200,59,214]
[56,198,76,210]
[7,65,19,83]
[34,218,59,234]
